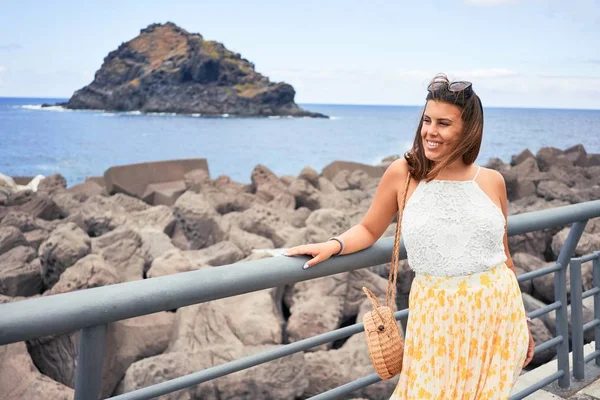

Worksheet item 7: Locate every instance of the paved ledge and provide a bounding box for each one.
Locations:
[510,342,600,399]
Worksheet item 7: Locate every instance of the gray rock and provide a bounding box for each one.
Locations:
[536,147,567,172]
[0,342,73,400]
[227,226,274,257]
[305,208,352,237]
[565,144,588,167]
[46,254,119,295]
[299,166,320,187]
[0,225,26,256]
[39,222,91,288]
[110,192,150,212]
[511,149,535,166]
[130,204,176,235]
[285,273,349,351]
[238,204,297,247]
[147,248,208,278]
[173,191,226,250]
[186,240,244,266]
[91,226,145,282]
[288,178,322,210]
[0,246,42,296]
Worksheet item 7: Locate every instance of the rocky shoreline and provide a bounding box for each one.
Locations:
[0,144,599,399]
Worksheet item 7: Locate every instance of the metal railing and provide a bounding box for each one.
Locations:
[507,220,588,400]
[570,251,600,381]
[0,200,599,400]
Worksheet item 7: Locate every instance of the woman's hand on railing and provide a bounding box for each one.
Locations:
[284,241,341,269]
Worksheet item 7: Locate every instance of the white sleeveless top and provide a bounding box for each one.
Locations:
[401,166,507,277]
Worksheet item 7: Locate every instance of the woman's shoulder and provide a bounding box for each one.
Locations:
[386,157,410,178]
[477,165,505,185]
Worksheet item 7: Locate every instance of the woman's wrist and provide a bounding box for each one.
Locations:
[328,237,345,256]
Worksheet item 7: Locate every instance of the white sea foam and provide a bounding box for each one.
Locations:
[191,113,202,117]
[221,113,230,118]
[22,104,71,112]
[268,116,281,119]
[125,111,143,116]
[329,116,341,120]
[101,113,116,117]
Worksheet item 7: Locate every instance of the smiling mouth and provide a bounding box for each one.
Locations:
[425,139,442,148]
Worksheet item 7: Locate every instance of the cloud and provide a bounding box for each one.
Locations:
[0,65,6,73]
[0,43,22,51]
[465,0,517,5]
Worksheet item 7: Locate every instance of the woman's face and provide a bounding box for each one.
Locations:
[420,100,464,162]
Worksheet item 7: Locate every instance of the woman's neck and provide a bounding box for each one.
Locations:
[433,159,474,180]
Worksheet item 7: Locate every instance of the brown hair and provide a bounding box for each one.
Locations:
[404,74,484,181]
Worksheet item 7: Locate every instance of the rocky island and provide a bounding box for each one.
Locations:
[58,22,327,118]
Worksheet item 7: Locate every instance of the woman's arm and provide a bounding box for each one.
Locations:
[286,159,409,268]
[334,158,409,255]
[492,169,517,275]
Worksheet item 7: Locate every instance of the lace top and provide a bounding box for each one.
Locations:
[401,166,507,277]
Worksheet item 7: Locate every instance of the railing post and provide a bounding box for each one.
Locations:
[570,257,584,380]
[555,220,588,388]
[74,324,107,400]
[594,252,600,367]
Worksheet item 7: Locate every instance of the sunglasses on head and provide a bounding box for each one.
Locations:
[427,80,473,96]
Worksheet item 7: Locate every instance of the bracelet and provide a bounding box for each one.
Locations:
[328,237,345,256]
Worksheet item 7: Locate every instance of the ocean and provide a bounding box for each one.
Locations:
[1,97,599,187]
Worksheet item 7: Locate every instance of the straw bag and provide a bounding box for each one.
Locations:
[362,171,411,380]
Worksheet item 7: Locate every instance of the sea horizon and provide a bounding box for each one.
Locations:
[2,96,600,112]
[2,97,599,187]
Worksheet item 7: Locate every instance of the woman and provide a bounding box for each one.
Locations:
[285,74,535,399]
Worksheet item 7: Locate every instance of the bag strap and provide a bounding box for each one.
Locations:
[385,171,412,312]
[362,286,386,323]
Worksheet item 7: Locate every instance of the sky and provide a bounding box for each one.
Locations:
[0,0,599,109]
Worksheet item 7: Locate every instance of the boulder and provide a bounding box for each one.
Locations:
[147,249,208,278]
[36,174,67,196]
[46,254,120,295]
[0,226,27,256]
[39,222,91,288]
[288,178,321,210]
[0,342,73,400]
[76,194,131,237]
[67,179,107,200]
[186,240,244,266]
[251,165,295,209]
[173,191,226,250]
[110,193,150,212]
[565,144,588,167]
[511,149,535,166]
[91,226,145,282]
[229,226,273,252]
[305,209,352,237]
[142,180,186,206]
[104,158,209,203]
[238,204,297,247]
[536,147,567,172]
[183,168,210,192]
[0,246,42,296]
[285,273,349,351]
[298,166,320,187]
[137,227,177,271]
[130,205,176,235]
[303,299,398,399]
[321,161,385,181]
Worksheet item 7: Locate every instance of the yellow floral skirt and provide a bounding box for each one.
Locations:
[390,263,530,400]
